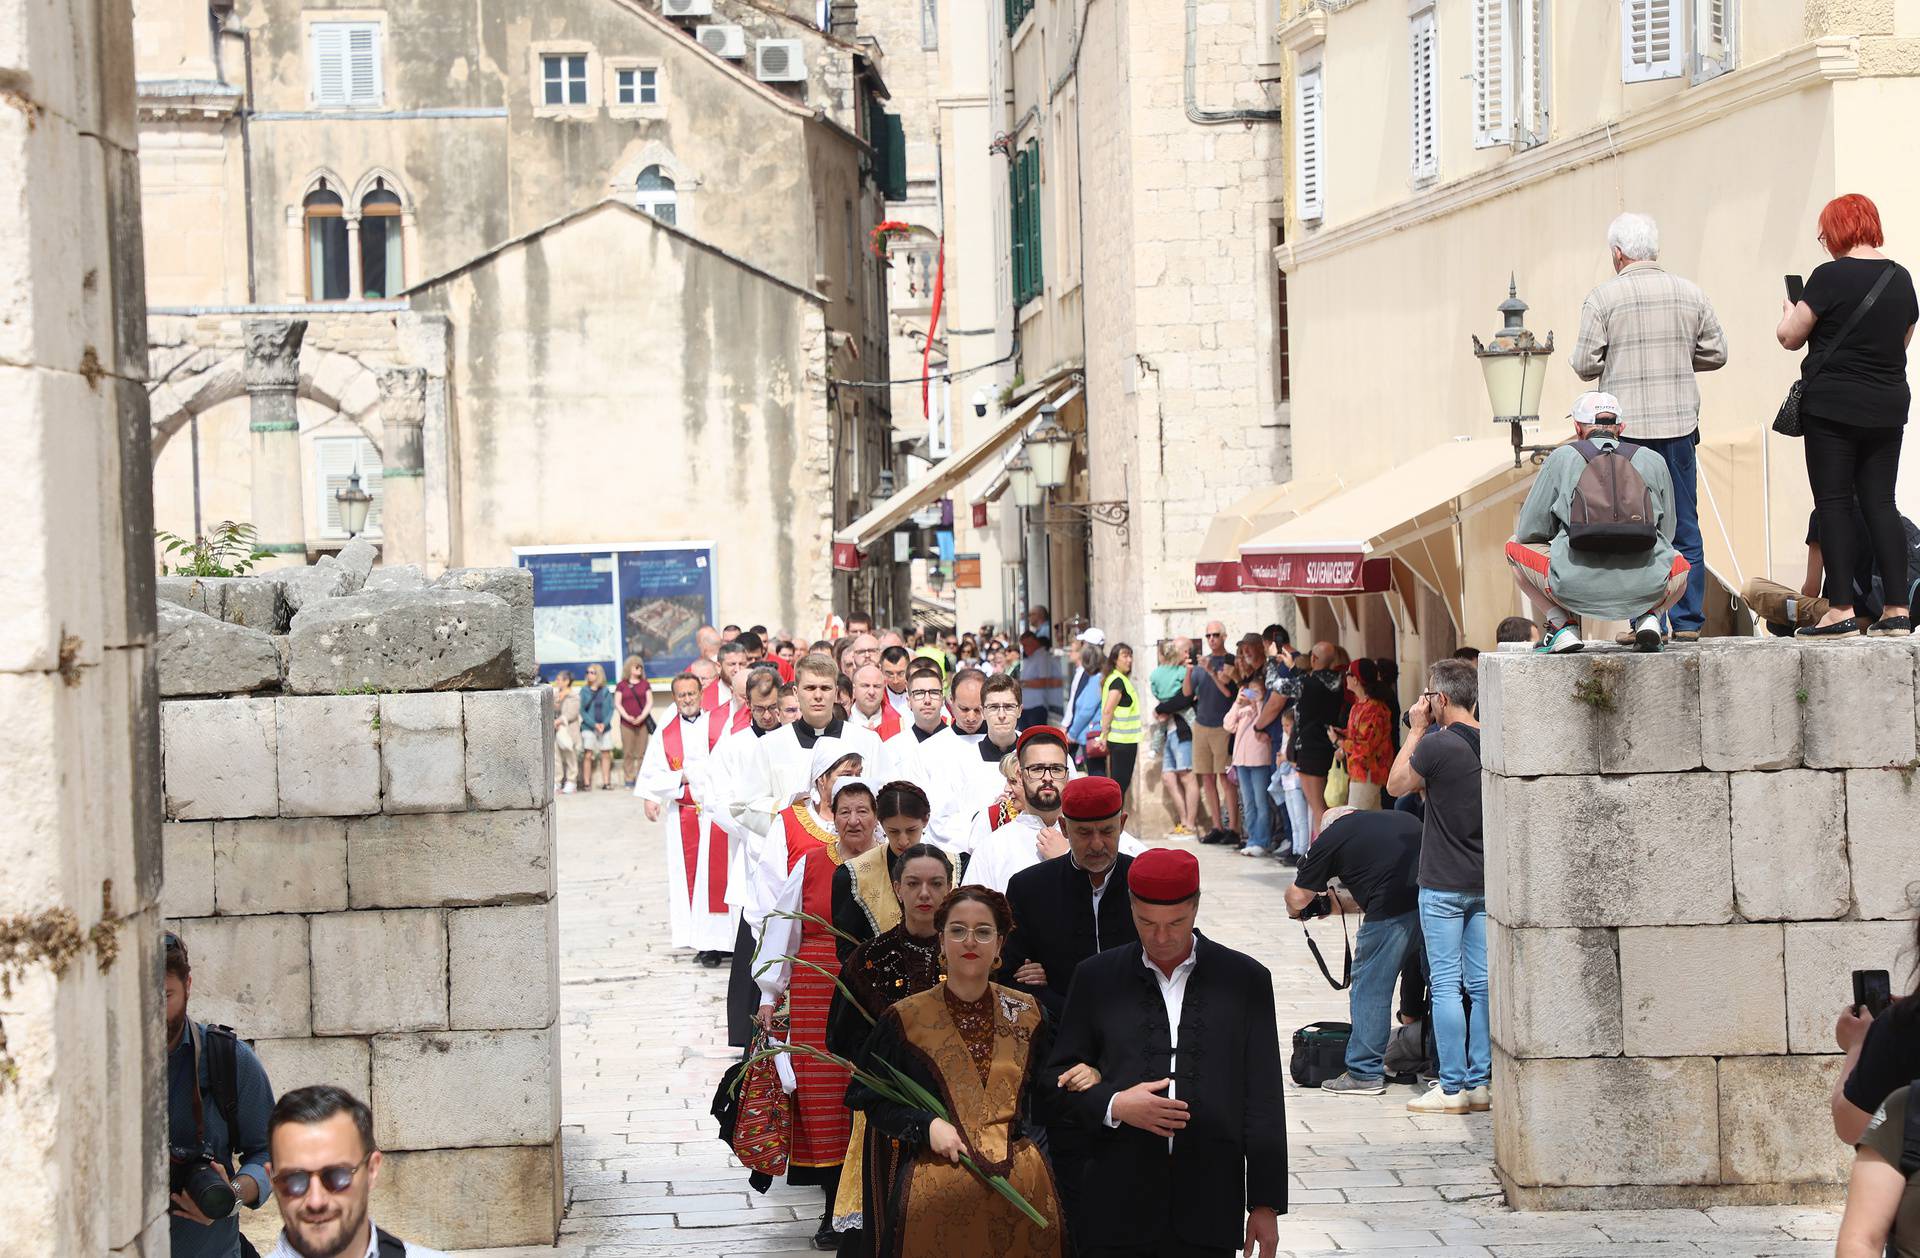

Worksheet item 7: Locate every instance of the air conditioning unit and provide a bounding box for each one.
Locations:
[755,39,807,82]
[661,0,712,15]
[696,24,747,58]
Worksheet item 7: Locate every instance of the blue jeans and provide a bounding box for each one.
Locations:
[1418,888,1490,1093]
[1236,765,1275,849]
[1345,910,1418,1082]
[1637,431,1705,631]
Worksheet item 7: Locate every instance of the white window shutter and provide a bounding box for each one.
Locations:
[311,25,347,106]
[1295,66,1323,222]
[1621,0,1682,83]
[346,25,381,106]
[1472,0,1510,149]
[317,438,385,537]
[1409,12,1438,182]
[1692,0,1733,81]
[1514,0,1550,148]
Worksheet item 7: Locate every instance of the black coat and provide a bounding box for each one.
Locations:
[1046,933,1288,1251]
[1001,853,1138,1018]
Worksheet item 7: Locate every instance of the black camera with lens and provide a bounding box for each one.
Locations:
[1297,893,1333,922]
[170,1145,238,1219]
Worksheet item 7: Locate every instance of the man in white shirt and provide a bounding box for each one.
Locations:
[633,672,735,962]
[264,1086,446,1258]
[706,669,788,1046]
[879,644,914,716]
[963,725,1144,892]
[946,668,988,742]
[876,662,951,783]
[1018,630,1064,728]
[848,663,891,734]
[729,653,881,840]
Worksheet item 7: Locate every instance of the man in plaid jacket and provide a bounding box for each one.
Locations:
[1571,211,1728,640]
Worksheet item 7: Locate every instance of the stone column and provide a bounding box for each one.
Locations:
[0,0,170,1252]
[245,318,309,567]
[377,367,429,566]
[345,217,364,301]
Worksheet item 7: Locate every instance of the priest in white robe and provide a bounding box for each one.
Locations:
[633,671,737,961]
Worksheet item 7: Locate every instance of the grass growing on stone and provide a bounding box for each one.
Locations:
[336,684,385,732]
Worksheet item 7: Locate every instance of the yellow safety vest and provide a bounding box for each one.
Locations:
[1105,670,1143,744]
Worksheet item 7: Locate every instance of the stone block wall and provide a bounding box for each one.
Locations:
[1484,639,1920,1210]
[160,661,561,1248]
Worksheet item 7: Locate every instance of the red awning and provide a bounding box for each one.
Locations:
[1240,552,1392,594]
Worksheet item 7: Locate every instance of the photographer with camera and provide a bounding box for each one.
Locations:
[166,931,275,1258]
[1284,807,1423,1097]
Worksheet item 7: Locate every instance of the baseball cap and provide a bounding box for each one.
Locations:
[1075,627,1107,648]
[1569,391,1623,427]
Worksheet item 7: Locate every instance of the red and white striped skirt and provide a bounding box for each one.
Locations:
[787,929,851,1168]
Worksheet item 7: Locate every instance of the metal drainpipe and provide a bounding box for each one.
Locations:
[217,12,260,303]
[1185,0,1283,126]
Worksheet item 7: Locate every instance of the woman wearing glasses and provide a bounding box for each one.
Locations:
[846,886,1066,1258]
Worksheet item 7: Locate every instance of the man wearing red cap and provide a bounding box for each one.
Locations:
[1049,848,1287,1258]
[961,726,1144,893]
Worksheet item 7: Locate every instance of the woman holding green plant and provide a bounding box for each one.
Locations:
[845,886,1065,1258]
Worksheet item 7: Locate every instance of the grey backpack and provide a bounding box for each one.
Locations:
[1567,439,1657,553]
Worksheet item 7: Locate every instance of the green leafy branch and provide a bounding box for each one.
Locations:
[154,521,272,578]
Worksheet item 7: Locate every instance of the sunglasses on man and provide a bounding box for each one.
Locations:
[271,1155,371,1198]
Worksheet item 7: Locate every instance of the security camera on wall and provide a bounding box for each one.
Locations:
[971,389,989,418]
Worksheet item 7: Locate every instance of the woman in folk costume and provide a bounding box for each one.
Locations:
[825,836,956,1257]
[832,781,939,962]
[846,886,1065,1258]
[752,738,867,1249]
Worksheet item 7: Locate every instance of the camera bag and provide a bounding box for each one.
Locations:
[1289,1022,1352,1088]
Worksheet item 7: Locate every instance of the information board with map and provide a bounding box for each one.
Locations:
[514,543,716,684]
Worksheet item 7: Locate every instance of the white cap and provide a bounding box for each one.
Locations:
[807,737,860,783]
[1570,391,1624,427]
[1076,627,1107,648]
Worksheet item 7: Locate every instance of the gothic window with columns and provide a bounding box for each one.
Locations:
[304,184,350,301]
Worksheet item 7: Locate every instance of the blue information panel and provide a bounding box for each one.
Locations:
[516,544,715,684]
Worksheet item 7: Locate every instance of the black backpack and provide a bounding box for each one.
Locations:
[1567,439,1658,553]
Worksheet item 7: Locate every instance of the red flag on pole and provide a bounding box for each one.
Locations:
[922,238,946,419]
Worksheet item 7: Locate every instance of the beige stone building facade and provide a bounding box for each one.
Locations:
[135,0,894,631]
[1256,0,1920,674]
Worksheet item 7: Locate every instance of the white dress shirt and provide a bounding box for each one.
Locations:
[1105,933,1200,1152]
[961,811,1145,892]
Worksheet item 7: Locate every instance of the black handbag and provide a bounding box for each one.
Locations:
[1775,262,1896,437]
[1289,1021,1353,1088]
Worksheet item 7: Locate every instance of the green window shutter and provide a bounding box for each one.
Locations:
[1009,159,1025,307]
[881,112,908,202]
[1025,142,1042,300]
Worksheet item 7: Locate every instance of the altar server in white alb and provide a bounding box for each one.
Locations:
[703,666,790,1046]
[962,724,1145,893]
[633,671,736,965]
[728,652,881,841]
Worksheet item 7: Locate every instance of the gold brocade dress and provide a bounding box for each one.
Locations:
[845,982,1064,1258]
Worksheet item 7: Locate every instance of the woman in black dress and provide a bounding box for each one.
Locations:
[1777,192,1920,638]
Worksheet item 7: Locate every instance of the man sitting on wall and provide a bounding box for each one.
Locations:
[1505,390,1690,655]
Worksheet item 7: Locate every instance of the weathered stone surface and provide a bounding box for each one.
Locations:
[1729,770,1849,921]
[1487,772,1731,928]
[364,564,426,593]
[251,1035,371,1098]
[1488,922,1621,1058]
[1479,651,1601,776]
[311,910,449,1035]
[1700,639,1805,770]
[371,1028,557,1149]
[1719,1056,1850,1184]
[1480,651,1701,776]
[1493,1049,1720,1186]
[161,697,278,820]
[1802,639,1916,768]
[346,809,554,908]
[161,822,215,918]
[1595,650,1703,774]
[285,589,516,694]
[212,818,348,915]
[157,576,291,633]
[435,566,535,686]
[367,1146,559,1251]
[1619,924,1787,1057]
[166,915,311,1037]
[1844,769,1920,919]
[1783,920,1920,1052]
[155,575,213,616]
[334,537,378,588]
[156,603,281,697]
[464,688,554,810]
[275,696,381,816]
[279,557,354,612]
[379,692,466,812]
[449,902,558,1030]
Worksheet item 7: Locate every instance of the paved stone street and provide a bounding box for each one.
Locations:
[464,792,1843,1258]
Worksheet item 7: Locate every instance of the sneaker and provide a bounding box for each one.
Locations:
[1237,844,1270,857]
[1535,624,1583,655]
[1797,616,1861,641]
[1466,1085,1492,1112]
[1631,614,1664,653]
[562,782,577,794]
[1867,615,1914,638]
[1169,824,1193,837]
[1322,1072,1386,1096]
[1406,1081,1470,1115]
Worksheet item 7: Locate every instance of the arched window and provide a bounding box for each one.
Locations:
[304,185,349,301]
[635,165,677,226]
[359,184,404,298]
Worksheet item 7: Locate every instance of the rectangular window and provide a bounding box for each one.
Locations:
[1294,64,1324,223]
[1621,0,1682,83]
[1472,0,1508,147]
[315,436,384,539]
[1516,0,1551,147]
[310,22,382,108]
[1005,0,1034,36]
[921,0,939,49]
[1691,0,1734,82]
[1008,140,1042,308]
[543,53,589,105]
[616,66,659,105]
[1409,9,1438,183]
[1479,0,1551,149]
[1273,222,1291,405]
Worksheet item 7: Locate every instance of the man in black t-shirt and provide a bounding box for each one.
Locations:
[1286,808,1422,1097]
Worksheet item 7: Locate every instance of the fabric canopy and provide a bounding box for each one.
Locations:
[1193,478,1341,593]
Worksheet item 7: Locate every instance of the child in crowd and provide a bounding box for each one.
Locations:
[1276,709,1311,863]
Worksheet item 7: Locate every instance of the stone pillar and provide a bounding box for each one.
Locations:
[245,318,309,568]
[395,312,457,572]
[345,217,364,301]
[0,0,170,1252]
[378,367,429,566]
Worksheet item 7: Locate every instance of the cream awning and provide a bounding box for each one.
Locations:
[834,378,1077,550]
[1193,478,1342,593]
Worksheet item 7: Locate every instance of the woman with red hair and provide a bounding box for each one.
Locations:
[1778,193,1920,638]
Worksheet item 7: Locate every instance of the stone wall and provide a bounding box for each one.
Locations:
[156,559,562,1250]
[1483,639,1920,1210]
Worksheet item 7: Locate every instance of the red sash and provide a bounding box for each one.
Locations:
[989,799,1021,830]
[701,676,726,715]
[661,717,729,913]
[876,703,902,741]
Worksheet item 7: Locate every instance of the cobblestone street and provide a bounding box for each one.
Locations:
[468,793,1844,1258]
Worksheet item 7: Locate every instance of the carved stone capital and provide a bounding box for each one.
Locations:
[377,366,428,428]
[242,319,307,392]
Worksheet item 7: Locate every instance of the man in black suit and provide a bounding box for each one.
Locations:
[1002,776,1139,1017]
[1049,848,1286,1258]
